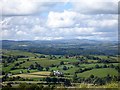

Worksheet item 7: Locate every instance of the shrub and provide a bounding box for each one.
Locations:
[79,83,88,88]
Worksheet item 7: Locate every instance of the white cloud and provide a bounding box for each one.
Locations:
[1,13,117,40]
[87,19,117,28]
[16,30,27,35]
[1,0,68,16]
[1,0,118,16]
[2,0,37,15]
[71,0,118,14]
[32,25,46,33]
[34,36,63,40]
[47,10,77,28]
[1,30,10,37]
[1,0,118,41]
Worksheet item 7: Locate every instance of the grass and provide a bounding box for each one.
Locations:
[3,63,15,72]
[103,82,119,88]
[63,67,79,74]
[10,69,39,74]
[80,63,119,68]
[88,60,98,63]
[2,49,119,87]
[20,58,61,67]
[12,74,47,78]
[2,50,36,57]
[50,64,78,74]
[29,71,51,76]
[78,82,119,88]
[79,63,104,68]
[12,71,51,78]
[77,68,118,78]
[3,58,30,72]
[0,64,2,72]
[58,58,79,62]
[93,55,109,59]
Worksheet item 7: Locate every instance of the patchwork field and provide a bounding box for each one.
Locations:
[77,68,118,78]
[1,49,119,89]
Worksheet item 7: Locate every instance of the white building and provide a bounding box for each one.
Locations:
[53,70,63,76]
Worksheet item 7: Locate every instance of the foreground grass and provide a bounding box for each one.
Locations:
[78,82,118,88]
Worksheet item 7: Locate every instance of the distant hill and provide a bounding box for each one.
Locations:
[1,39,118,55]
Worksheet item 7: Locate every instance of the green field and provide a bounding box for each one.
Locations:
[80,63,118,68]
[77,68,118,78]
[2,50,37,57]
[20,58,61,67]
[1,49,119,89]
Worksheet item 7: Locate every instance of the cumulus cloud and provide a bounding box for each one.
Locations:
[47,10,77,28]
[88,20,117,27]
[1,0,67,16]
[71,0,118,14]
[34,36,64,40]
[1,0,118,41]
[2,0,37,15]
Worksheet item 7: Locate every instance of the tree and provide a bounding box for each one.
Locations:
[46,77,51,83]
[90,74,94,78]
[103,64,107,68]
[3,62,8,67]
[2,71,5,75]
[39,55,46,58]
[64,79,71,86]
[29,64,34,69]
[60,61,64,65]
[15,63,19,66]
[109,64,114,68]
[93,77,105,85]
[46,67,49,71]
[58,56,62,59]
[74,62,79,67]
[37,66,43,71]
[27,70,30,73]
[105,74,112,83]
[63,66,68,70]
[73,73,78,82]
[10,66,16,70]
[27,59,29,61]
[51,78,57,83]
[95,64,99,68]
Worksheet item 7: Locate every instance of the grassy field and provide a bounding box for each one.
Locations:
[80,63,118,68]
[2,50,37,57]
[58,58,79,62]
[77,68,118,78]
[12,74,47,78]
[10,69,39,74]
[50,64,79,74]
[12,71,51,78]
[1,49,119,89]
[20,58,61,67]
[29,71,51,76]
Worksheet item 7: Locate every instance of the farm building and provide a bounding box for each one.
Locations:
[53,70,63,76]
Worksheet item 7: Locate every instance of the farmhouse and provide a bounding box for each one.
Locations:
[53,70,63,76]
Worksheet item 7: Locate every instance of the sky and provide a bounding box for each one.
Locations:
[0,0,119,41]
